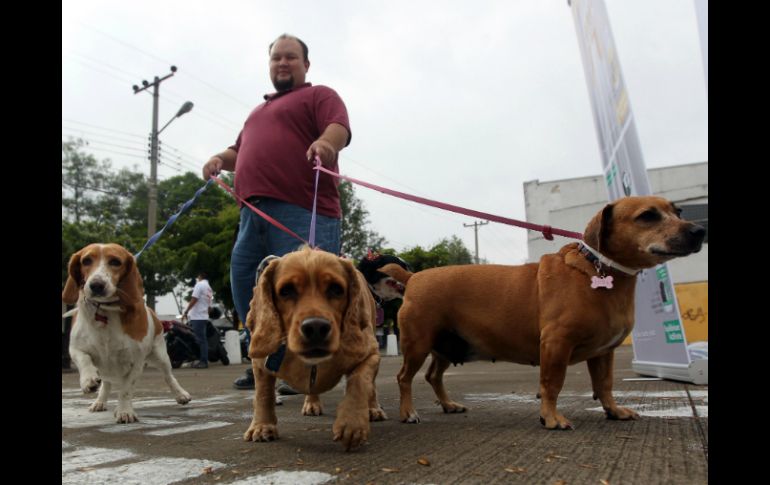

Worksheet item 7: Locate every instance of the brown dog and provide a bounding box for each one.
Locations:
[380,196,705,429]
[243,247,387,451]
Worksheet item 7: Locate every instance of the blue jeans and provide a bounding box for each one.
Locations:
[231,198,341,346]
[190,320,209,364]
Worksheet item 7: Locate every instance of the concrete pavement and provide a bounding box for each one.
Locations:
[62,345,708,484]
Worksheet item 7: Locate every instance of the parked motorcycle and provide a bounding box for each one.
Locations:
[163,319,229,368]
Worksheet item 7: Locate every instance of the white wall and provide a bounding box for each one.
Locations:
[524,161,707,283]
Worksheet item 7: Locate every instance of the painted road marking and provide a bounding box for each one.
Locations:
[462,390,708,418]
[61,446,138,474]
[229,470,336,485]
[464,392,538,403]
[145,421,232,436]
[62,456,225,485]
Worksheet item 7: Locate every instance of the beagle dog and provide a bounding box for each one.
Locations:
[379,196,705,429]
[243,247,387,451]
[62,243,191,423]
[357,250,411,303]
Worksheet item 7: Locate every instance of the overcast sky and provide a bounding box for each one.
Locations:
[62,0,707,315]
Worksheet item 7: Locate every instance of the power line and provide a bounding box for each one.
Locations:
[72,143,148,161]
[73,137,147,154]
[62,180,136,197]
[62,126,146,147]
[160,89,243,130]
[76,22,254,110]
[63,53,137,85]
[161,141,203,164]
[62,119,145,139]
[64,50,143,80]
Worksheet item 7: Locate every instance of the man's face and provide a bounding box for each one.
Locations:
[269,38,309,92]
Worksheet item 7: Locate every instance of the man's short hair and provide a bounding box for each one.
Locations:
[197,272,208,280]
[269,33,309,62]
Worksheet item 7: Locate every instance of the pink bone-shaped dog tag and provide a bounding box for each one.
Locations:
[590,275,614,289]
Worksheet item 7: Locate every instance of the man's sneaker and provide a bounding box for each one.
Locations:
[233,368,255,390]
[191,361,208,369]
[276,381,300,395]
[232,369,284,405]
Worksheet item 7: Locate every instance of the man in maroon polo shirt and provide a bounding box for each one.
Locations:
[201,34,351,393]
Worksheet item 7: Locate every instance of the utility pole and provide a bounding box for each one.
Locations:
[463,220,488,264]
[132,66,179,239]
[133,67,194,312]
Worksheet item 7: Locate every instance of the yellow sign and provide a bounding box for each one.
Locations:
[622,281,708,345]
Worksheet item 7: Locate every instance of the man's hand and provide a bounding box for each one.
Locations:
[202,156,223,180]
[306,123,349,168]
[306,139,337,167]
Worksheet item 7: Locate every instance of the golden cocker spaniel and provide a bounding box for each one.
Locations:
[243,246,387,451]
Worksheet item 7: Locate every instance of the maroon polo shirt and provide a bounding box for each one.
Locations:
[229,83,351,219]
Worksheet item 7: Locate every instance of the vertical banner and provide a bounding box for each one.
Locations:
[693,0,708,93]
[569,0,706,384]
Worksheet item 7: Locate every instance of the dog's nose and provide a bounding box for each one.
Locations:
[689,224,706,250]
[300,318,331,345]
[89,281,106,295]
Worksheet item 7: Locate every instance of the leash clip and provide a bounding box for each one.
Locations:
[593,259,606,278]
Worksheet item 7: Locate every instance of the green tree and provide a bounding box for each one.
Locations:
[397,236,473,271]
[133,172,236,310]
[62,138,115,224]
[339,180,386,260]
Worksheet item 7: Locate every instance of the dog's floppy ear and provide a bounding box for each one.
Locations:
[583,202,614,253]
[118,251,144,308]
[248,258,284,358]
[341,258,370,331]
[62,249,83,304]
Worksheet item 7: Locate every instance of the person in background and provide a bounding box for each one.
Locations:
[182,272,213,369]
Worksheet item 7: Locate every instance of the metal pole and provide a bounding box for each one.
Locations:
[148,77,160,238]
[463,221,488,264]
[133,67,178,239]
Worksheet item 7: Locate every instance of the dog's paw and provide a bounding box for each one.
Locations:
[539,414,574,430]
[440,401,467,414]
[114,409,139,424]
[369,407,388,422]
[89,401,107,412]
[80,376,101,394]
[176,391,192,405]
[333,417,370,451]
[605,406,640,421]
[400,410,421,424]
[302,400,323,416]
[244,423,279,442]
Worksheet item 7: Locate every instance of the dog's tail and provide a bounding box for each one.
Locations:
[379,263,413,285]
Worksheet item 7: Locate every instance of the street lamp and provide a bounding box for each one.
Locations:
[146,100,194,239]
[132,66,195,239]
[158,101,194,135]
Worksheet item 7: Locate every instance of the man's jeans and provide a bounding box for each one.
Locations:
[231,198,341,347]
[189,320,209,364]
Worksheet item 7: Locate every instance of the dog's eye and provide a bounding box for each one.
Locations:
[636,210,661,223]
[108,258,122,267]
[326,282,345,299]
[278,284,297,299]
[81,257,92,266]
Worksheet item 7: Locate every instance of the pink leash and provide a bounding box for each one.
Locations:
[313,165,583,241]
[211,176,310,246]
[308,156,322,247]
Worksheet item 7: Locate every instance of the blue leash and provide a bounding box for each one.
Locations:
[134,178,215,259]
